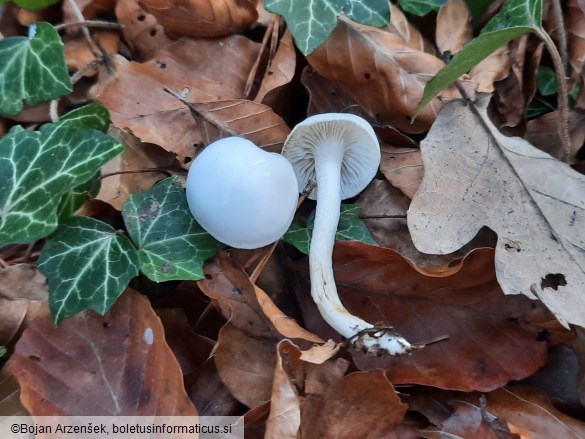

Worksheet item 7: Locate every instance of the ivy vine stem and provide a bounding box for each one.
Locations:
[535,27,571,162]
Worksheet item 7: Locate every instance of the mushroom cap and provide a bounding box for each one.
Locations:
[281,113,381,200]
[186,137,299,249]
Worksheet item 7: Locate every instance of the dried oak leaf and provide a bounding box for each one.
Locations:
[567,0,585,80]
[8,289,196,416]
[307,18,457,133]
[94,35,259,165]
[139,0,258,37]
[408,95,585,328]
[295,243,549,391]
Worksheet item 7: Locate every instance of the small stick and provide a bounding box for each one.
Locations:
[55,20,121,31]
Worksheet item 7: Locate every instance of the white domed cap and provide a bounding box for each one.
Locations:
[281,113,380,200]
[186,137,299,249]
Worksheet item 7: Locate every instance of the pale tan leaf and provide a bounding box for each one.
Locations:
[299,340,340,364]
[0,264,47,302]
[408,95,585,328]
[388,3,434,53]
[468,44,512,94]
[307,18,456,133]
[380,145,424,199]
[254,284,323,343]
[436,0,472,54]
[140,0,258,37]
[265,340,301,439]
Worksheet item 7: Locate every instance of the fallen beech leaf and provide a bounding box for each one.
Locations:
[299,340,340,364]
[254,30,296,107]
[468,44,512,94]
[525,110,585,162]
[8,289,196,416]
[254,284,323,343]
[308,17,456,133]
[567,0,585,79]
[187,358,241,416]
[380,145,424,198]
[304,370,409,439]
[182,99,290,153]
[436,0,472,54]
[265,340,301,439]
[140,0,258,37]
[0,299,27,346]
[95,36,259,165]
[64,30,120,77]
[464,387,585,438]
[0,367,28,416]
[115,0,173,60]
[388,3,435,53]
[214,323,275,408]
[296,243,549,391]
[0,264,47,302]
[408,96,585,328]
[63,0,115,21]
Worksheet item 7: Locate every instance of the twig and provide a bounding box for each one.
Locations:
[66,0,99,57]
[87,168,175,197]
[55,20,121,31]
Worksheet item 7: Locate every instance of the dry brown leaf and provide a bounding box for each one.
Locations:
[0,264,47,302]
[64,30,120,77]
[9,289,196,415]
[307,18,455,133]
[299,340,340,364]
[436,0,472,55]
[567,0,585,80]
[468,44,512,94]
[254,30,296,107]
[0,367,28,416]
[116,0,173,61]
[63,0,116,21]
[94,36,259,164]
[187,358,241,416]
[303,370,409,439]
[388,3,434,53]
[408,95,585,328]
[294,243,549,391]
[214,323,275,408]
[96,129,178,209]
[380,145,424,198]
[525,110,585,162]
[139,0,258,37]
[265,340,301,439]
[465,387,585,438]
[254,284,323,344]
[0,299,27,346]
[182,99,291,153]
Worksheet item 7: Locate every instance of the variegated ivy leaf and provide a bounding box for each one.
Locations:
[0,22,72,116]
[398,0,446,17]
[284,203,377,254]
[0,105,123,246]
[122,177,223,282]
[38,216,140,324]
[265,0,390,55]
[0,0,61,10]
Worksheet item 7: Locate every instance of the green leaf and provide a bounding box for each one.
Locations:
[0,22,72,116]
[0,346,5,357]
[398,0,446,16]
[122,177,223,282]
[0,0,61,10]
[0,107,124,246]
[38,216,140,324]
[56,173,100,221]
[536,66,557,96]
[264,0,390,55]
[59,103,112,132]
[417,0,542,114]
[283,204,377,254]
[465,0,494,24]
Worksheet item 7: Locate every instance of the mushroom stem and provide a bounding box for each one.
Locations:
[311,142,413,356]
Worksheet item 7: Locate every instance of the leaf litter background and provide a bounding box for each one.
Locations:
[1,0,585,437]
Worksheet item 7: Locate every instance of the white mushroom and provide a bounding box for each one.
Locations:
[282,114,413,356]
[186,137,299,249]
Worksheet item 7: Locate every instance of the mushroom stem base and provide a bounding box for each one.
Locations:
[348,326,415,356]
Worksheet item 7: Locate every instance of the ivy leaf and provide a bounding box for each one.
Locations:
[122,177,223,282]
[58,103,112,132]
[0,106,123,246]
[57,173,100,221]
[0,346,5,357]
[536,66,558,96]
[265,0,390,55]
[398,0,446,16]
[38,216,140,324]
[284,204,377,254]
[0,0,61,10]
[0,22,72,116]
[417,0,542,114]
